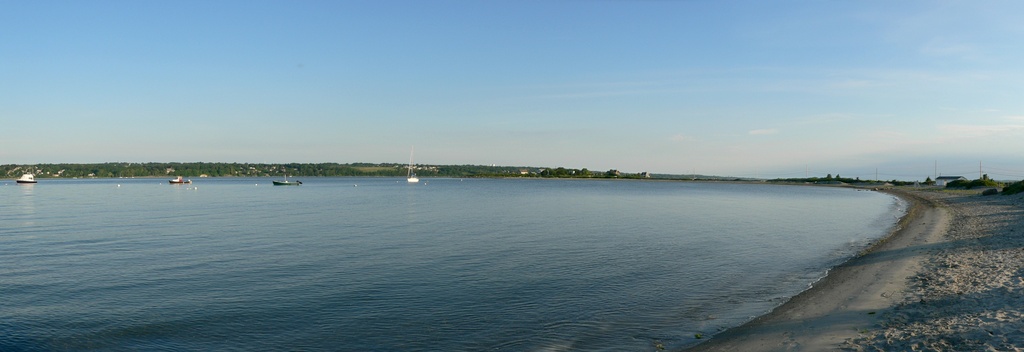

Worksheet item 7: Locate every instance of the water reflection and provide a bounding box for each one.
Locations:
[11,182,37,226]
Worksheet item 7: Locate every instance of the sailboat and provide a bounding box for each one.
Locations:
[406,146,419,183]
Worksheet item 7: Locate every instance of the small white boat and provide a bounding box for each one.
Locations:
[407,146,419,183]
[169,176,192,184]
[16,174,37,184]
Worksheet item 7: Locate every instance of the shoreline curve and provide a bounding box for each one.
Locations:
[683,188,950,351]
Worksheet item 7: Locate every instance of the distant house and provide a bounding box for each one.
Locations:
[935,176,968,187]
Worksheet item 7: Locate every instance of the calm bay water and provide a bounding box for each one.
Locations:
[1,177,904,351]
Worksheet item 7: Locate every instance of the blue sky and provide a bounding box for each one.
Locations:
[3,1,1024,180]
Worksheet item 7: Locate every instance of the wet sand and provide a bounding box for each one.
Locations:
[687,188,1024,351]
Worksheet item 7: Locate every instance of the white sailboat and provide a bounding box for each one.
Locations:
[407,146,419,183]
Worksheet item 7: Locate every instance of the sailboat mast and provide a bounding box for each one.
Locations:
[408,146,414,177]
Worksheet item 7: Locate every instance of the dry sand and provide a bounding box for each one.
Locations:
[685,188,1024,352]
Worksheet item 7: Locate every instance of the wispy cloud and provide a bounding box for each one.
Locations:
[526,79,675,100]
[748,128,779,135]
[535,90,643,100]
[920,37,983,60]
[828,79,882,90]
[670,133,695,142]
[796,113,866,125]
[937,123,1024,138]
[869,129,909,139]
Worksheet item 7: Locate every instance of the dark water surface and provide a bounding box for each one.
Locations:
[0,177,903,351]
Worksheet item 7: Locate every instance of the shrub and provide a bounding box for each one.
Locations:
[982,188,999,196]
[946,178,999,189]
[1003,180,1024,195]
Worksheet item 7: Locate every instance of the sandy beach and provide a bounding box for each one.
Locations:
[685,188,1024,351]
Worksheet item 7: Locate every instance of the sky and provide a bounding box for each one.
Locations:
[3,1,1024,181]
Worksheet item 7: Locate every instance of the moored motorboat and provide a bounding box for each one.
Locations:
[169,176,192,184]
[273,175,301,186]
[16,174,37,184]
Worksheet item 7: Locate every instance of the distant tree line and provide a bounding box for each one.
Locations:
[768,173,1024,195]
[1,162,526,178]
[16,163,944,183]
[2,162,648,179]
[768,173,918,186]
